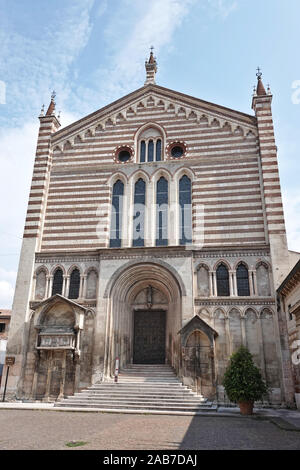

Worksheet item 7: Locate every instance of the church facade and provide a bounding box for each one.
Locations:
[4,53,296,405]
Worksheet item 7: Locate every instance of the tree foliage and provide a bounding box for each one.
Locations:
[223,346,267,403]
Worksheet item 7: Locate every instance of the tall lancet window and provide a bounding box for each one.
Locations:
[156,177,168,246]
[140,141,146,163]
[216,264,230,296]
[110,180,124,248]
[52,268,63,296]
[156,139,162,161]
[179,175,192,245]
[237,263,250,296]
[68,268,81,299]
[132,178,146,247]
[148,140,154,162]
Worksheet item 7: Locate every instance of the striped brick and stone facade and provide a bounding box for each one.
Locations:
[3,54,296,406]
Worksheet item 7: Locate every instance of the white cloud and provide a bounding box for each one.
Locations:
[69,0,197,111]
[96,0,108,17]
[0,121,37,235]
[206,0,238,19]
[282,189,300,253]
[0,268,17,309]
[0,0,95,125]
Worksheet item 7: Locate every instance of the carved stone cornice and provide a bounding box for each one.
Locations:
[35,251,100,264]
[35,245,271,264]
[193,247,270,259]
[194,297,276,307]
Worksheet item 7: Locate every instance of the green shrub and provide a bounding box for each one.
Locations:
[223,346,267,403]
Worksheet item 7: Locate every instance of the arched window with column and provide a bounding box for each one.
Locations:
[137,126,164,162]
[236,263,250,296]
[109,179,124,248]
[156,177,168,246]
[52,268,63,296]
[179,175,192,245]
[68,268,81,299]
[216,263,230,296]
[132,178,146,247]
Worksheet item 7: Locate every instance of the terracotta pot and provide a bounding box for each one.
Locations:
[239,401,254,415]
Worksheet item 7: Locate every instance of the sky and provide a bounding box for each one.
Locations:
[0,0,299,309]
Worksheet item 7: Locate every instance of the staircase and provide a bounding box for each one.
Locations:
[55,364,217,415]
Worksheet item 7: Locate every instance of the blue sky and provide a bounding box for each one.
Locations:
[0,0,300,308]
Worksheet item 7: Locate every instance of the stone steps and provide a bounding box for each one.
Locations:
[67,397,205,404]
[57,402,215,412]
[55,364,216,414]
[74,392,199,398]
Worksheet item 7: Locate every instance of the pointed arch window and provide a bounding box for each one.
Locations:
[148,140,154,162]
[216,264,230,296]
[110,180,124,248]
[52,268,63,296]
[132,178,146,247]
[236,263,250,296]
[156,139,162,161]
[179,175,192,245]
[156,177,168,246]
[69,268,81,299]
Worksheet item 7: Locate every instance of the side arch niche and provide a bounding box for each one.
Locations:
[179,315,217,398]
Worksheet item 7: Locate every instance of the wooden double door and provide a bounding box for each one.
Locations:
[133,310,166,364]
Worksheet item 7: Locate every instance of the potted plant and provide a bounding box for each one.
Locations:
[223,346,267,415]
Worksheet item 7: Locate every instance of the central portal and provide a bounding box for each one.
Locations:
[133,310,166,364]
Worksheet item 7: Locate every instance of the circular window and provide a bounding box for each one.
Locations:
[171,146,184,158]
[167,142,186,159]
[118,150,131,162]
[114,146,133,163]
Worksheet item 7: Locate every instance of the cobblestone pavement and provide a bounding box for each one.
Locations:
[0,410,300,450]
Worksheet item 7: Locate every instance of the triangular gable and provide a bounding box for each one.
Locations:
[31,294,87,312]
[178,314,218,346]
[51,83,257,148]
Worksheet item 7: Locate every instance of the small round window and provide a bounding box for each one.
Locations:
[168,142,186,159]
[171,145,184,158]
[115,146,132,163]
[118,150,131,162]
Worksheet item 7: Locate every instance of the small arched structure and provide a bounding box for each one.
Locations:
[135,122,166,163]
[179,315,217,398]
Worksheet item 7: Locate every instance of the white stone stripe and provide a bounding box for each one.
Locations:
[54,140,258,155]
[204,232,264,239]
[194,182,260,190]
[45,203,103,209]
[194,223,265,231]
[195,172,259,181]
[42,233,102,239]
[203,201,262,208]
[48,190,109,197]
